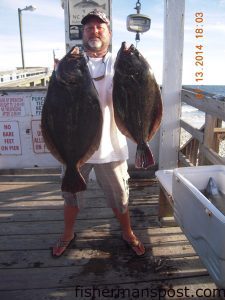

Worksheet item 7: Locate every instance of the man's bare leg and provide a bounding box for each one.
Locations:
[112,207,145,256]
[52,205,79,256]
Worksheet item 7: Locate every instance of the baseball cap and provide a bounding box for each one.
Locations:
[81,9,110,25]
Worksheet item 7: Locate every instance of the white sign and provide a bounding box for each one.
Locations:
[31,95,45,117]
[68,0,110,40]
[0,121,22,155]
[31,120,49,154]
[0,95,25,117]
[69,0,109,25]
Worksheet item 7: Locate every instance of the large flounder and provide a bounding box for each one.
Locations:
[41,47,103,193]
[113,42,163,169]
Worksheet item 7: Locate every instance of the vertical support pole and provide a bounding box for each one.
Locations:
[158,0,185,170]
[18,8,25,69]
[199,114,221,165]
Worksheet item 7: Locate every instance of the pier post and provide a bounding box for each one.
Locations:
[158,0,185,170]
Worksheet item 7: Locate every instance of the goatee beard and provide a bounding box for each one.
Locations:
[87,39,102,50]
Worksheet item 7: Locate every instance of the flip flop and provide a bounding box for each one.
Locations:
[52,233,76,257]
[122,234,146,256]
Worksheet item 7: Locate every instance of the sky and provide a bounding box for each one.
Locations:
[0,0,225,85]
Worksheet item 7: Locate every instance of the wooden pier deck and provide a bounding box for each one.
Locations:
[0,170,221,300]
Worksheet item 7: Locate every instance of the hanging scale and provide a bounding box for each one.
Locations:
[126,0,151,46]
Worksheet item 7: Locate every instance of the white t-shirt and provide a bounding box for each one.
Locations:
[85,52,129,163]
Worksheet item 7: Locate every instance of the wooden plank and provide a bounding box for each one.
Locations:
[0,238,196,270]
[214,127,225,133]
[0,191,103,203]
[0,200,64,210]
[0,180,159,196]
[2,249,199,273]
[0,215,161,236]
[0,174,60,182]
[204,114,218,150]
[0,184,158,200]
[0,227,185,251]
[0,276,219,300]
[0,193,63,202]
[0,185,159,211]
[192,138,200,165]
[0,205,159,222]
[0,167,60,175]
[0,197,158,210]
[179,152,194,166]
[200,144,225,165]
[182,89,225,122]
[179,124,205,166]
[180,119,204,143]
[0,183,61,192]
[0,256,209,291]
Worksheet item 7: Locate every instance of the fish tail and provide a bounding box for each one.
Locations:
[61,166,86,193]
[135,142,154,169]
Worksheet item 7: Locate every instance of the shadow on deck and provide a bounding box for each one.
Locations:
[0,170,220,300]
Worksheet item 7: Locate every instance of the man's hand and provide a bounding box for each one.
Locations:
[71,47,80,56]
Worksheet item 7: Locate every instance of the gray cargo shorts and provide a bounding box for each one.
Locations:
[62,160,130,213]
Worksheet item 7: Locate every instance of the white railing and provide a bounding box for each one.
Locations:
[179,88,225,166]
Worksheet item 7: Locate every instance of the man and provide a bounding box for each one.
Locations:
[52,9,145,257]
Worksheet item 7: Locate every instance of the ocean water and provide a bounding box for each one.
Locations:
[181,85,225,128]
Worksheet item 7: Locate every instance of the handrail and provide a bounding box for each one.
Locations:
[180,88,225,166]
[182,89,225,121]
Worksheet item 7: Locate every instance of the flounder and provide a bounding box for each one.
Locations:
[41,47,102,193]
[113,42,163,169]
[204,177,225,215]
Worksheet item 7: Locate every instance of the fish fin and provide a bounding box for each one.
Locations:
[61,166,86,193]
[135,142,154,169]
[147,89,163,141]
